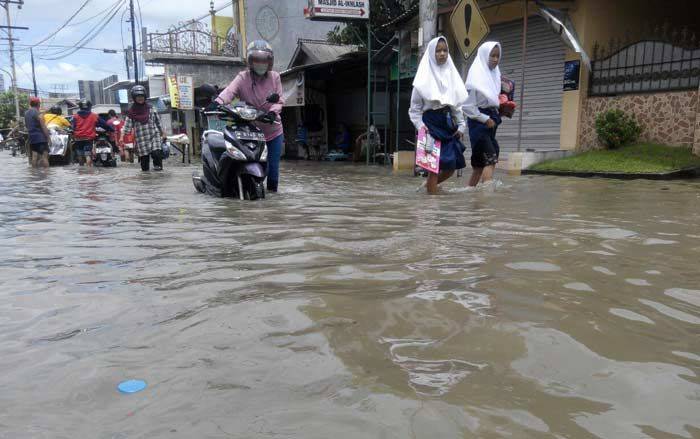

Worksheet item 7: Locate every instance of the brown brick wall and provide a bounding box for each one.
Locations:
[579,90,699,151]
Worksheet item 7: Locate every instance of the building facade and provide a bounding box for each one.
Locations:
[386,0,700,167]
[78,75,120,105]
[243,0,337,71]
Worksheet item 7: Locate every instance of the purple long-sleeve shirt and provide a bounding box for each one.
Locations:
[215,70,285,141]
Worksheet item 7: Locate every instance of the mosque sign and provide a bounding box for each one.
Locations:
[305,0,369,21]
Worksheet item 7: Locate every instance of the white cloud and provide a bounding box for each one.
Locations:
[16,60,121,94]
[58,63,78,72]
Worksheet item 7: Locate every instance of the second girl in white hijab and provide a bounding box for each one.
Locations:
[463,41,503,187]
[409,36,469,194]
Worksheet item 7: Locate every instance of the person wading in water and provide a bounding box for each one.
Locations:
[463,42,503,187]
[121,86,166,172]
[408,36,469,194]
[213,40,285,192]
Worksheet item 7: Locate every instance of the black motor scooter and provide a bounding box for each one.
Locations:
[192,92,279,200]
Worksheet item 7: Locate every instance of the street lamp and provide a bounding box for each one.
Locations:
[0,67,15,97]
[0,67,13,81]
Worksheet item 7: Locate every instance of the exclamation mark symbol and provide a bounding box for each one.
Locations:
[464,5,472,48]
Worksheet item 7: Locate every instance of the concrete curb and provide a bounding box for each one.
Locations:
[522,167,700,180]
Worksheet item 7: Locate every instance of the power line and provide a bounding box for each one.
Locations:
[69,0,123,27]
[40,6,122,59]
[39,0,125,60]
[2,42,145,53]
[39,0,124,58]
[120,7,127,51]
[4,43,125,52]
[31,0,92,47]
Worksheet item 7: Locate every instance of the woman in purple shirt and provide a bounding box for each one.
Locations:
[215,40,285,192]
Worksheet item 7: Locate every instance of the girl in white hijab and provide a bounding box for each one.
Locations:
[463,41,502,187]
[409,36,469,194]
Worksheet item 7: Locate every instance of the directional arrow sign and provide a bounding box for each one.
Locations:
[450,0,489,59]
[307,0,369,21]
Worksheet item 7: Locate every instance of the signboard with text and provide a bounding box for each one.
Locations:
[563,60,581,91]
[167,75,180,109]
[282,72,305,107]
[306,0,369,21]
[177,76,194,110]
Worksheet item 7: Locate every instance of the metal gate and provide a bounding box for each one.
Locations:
[486,16,566,157]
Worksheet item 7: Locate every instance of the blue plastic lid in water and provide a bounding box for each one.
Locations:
[118,379,147,394]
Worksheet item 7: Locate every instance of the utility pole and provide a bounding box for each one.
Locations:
[124,47,131,80]
[516,0,528,152]
[366,21,371,165]
[419,0,437,57]
[1,0,23,120]
[30,47,37,97]
[129,0,139,84]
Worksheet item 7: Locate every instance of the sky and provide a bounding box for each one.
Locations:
[1,0,233,95]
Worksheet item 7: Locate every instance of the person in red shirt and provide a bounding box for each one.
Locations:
[106,109,128,162]
[71,99,113,167]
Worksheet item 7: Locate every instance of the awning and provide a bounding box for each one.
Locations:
[536,1,591,71]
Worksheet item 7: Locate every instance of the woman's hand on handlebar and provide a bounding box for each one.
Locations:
[260,111,277,123]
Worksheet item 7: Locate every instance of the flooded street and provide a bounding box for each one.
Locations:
[1,154,699,439]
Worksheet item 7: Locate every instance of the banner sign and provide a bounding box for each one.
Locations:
[177,76,194,110]
[563,60,581,91]
[282,72,305,107]
[167,75,180,109]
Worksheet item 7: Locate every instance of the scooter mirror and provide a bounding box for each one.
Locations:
[266,93,280,104]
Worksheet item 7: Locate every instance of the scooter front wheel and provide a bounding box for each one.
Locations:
[242,177,265,201]
[254,182,265,200]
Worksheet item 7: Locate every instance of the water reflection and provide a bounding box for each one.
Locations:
[0,155,698,438]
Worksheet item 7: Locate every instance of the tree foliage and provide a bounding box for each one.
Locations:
[326,0,413,46]
[0,92,29,129]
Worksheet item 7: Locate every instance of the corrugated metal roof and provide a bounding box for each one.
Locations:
[288,39,360,69]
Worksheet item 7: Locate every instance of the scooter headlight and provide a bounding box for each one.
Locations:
[236,107,258,121]
[225,141,247,161]
[260,144,268,162]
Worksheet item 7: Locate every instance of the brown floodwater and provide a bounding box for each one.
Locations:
[0,154,699,438]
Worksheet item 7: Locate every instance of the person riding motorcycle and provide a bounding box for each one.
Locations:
[71,99,113,167]
[43,106,71,130]
[121,85,166,171]
[212,40,285,192]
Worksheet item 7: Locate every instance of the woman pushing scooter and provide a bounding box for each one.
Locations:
[212,40,285,192]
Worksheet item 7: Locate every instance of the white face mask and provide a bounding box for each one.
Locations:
[252,62,269,76]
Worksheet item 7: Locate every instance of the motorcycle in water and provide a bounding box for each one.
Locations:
[47,126,72,165]
[192,93,279,200]
[6,129,27,158]
[93,127,117,167]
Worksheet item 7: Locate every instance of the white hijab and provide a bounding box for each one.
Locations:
[412,37,468,108]
[465,41,502,107]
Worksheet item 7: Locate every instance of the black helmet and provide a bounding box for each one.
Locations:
[130,85,147,100]
[49,106,62,115]
[247,39,274,72]
[78,99,92,110]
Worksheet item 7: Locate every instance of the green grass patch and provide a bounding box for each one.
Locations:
[529,144,700,174]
